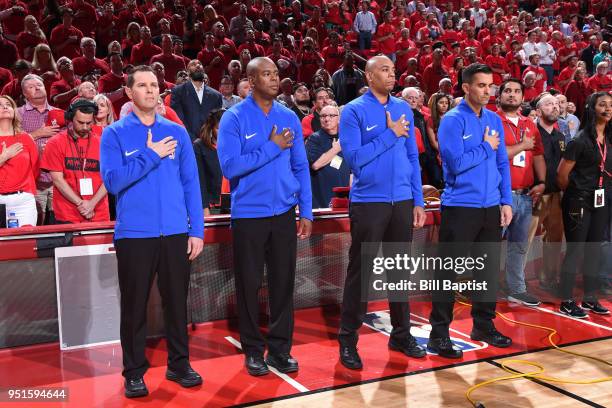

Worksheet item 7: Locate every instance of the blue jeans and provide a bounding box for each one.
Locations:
[541,64,554,86]
[359,31,372,50]
[599,189,612,286]
[505,192,533,294]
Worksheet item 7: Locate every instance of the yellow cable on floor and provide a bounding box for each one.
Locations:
[453,296,612,408]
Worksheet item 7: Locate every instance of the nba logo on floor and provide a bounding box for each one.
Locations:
[363,311,486,353]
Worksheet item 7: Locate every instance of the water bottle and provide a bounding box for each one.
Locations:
[7,212,19,228]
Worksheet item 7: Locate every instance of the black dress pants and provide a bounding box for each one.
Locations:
[339,200,414,348]
[232,208,297,357]
[429,206,502,339]
[559,193,607,300]
[115,233,191,379]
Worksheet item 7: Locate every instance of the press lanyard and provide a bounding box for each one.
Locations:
[505,116,524,144]
[67,133,91,178]
[596,138,611,188]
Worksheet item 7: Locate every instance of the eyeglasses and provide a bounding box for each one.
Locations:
[320,114,339,119]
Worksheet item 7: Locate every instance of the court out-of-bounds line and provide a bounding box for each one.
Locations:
[532,306,612,332]
[223,336,310,393]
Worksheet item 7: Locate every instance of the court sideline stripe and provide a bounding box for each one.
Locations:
[230,335,612,407]
[532,306,612,331]
[486,360,606,408]
[224,336,310,393]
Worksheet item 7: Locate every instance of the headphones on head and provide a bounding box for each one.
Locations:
[65,98,99,122]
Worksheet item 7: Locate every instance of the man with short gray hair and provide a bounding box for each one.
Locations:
[18,74,63,224]
[73,37,110,77]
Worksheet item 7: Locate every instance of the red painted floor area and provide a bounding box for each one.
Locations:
[0,297,610,408]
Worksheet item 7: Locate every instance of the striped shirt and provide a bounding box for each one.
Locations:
[17,101,60,185]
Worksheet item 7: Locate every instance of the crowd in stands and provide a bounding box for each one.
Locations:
[0,0,610,228]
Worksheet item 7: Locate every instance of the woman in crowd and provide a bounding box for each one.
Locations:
[93,94,115,128]
[121,22,141,62]
[426,93,454,155]
[556,92,612,318]
[0,95,39,227]
[565,67,590,120]
[193,109,225,216]
[31,44,59,96]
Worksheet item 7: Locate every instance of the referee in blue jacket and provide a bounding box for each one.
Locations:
[217,57,313,376]
[428,63,513,359]
[100,66,204,397]
[338,55,427,370]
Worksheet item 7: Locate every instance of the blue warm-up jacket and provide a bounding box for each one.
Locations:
[339,89,424,207]
[100,112,204,239]
[438,99,512,207]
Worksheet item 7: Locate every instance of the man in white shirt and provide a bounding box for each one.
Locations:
[536,32,556,87]
[522,30,539,67]
[469,0,486,29]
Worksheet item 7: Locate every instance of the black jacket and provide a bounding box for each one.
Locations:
[171,81,223,140]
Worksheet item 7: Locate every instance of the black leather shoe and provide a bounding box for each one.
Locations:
[470,327,512,348]
[124,376,148,398]
[265,353,299,373]
[427,337,463,359]
[245,355,269,376]
[389,336,426,358]
[166,366,203,388]
[339,345,363,370]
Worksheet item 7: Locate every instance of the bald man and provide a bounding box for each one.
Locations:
[338,56,426,369]
[217,57,313,376]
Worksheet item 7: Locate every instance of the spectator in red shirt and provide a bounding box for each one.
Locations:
[117,0,148,34]
[213,22,238,66]
[377,11,398,62]
[70,0,97,37]
[51,57,81,111]
[1,60,30,106]
[237,29,265,58]
[197,32,225,90]
[1,0,28,42]
[395,28,418,75]
[0,25,19,70]
[0,66,11,91]
[523,54,547,94]
[587,61,612,93]
[296,37,324,85]
[151,62,174,99]
[506,40,524,80]
[302,87,333,139]
[49,8,84,60]
[40,99,109,224]
[150,34,186,84]
[96,3,120,58]
[557,55,578,91]
[130,26,161,66]
[522,71,540,103]
[0,94,39,227]
[16,15,47,61]
[146,0,169,37]
[72,37,111,77]
[322,31,345,74]
[422,49,449,99]
[97,52,128,118]
[460,26,482,57]
[564,67,590,120]
[485,44,508,86]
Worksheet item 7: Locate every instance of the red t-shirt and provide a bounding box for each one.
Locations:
[40,129,109,223]
[557,45,578,70]
[0,0,28,37]
[422,64,448,97]
[197,48,225,90]
[297,51,323,84]
[499,113,543,189]
[16,32,46,60]
[0,67,12,91]
[0,133,38,195]
[485,55,507,85]
[49,25,83,59]
[50,78,81,111]
[587,74,612,93]
[322,45,345,74]
[130,42,162,66]
[72,57,111,77]
[70,1,97,36]
[97,72,128,117]
[150,53,187,83]
[377,23,397,55]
